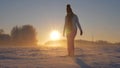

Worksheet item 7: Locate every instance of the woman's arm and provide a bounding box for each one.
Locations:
[63,16,67,36]
[75,15,83,35]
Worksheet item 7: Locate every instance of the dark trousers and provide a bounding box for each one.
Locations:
[67,29,77,56]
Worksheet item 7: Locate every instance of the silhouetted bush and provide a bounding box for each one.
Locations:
[0,34,11,45]
[0,29,4,34]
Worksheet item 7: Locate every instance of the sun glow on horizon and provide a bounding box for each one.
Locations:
[50,30,61,41]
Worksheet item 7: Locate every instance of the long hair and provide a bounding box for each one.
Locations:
[67,4,73,14]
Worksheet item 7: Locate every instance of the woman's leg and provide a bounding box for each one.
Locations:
[67,36,71,56]
[67,30,77,56]
[69,37,74,56]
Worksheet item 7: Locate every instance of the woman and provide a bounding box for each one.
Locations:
[63,4,83,56]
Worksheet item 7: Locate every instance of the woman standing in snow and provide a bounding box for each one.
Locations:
[63,4,83,56]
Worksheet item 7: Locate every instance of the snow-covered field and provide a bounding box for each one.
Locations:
[0,44,120,68]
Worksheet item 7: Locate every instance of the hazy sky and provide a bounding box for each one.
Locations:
[0,0,120,44]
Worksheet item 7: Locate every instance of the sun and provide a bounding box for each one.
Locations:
[50,30,60,41]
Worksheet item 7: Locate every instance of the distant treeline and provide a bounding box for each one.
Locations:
[0,25,37,46]
[45,40,120,46]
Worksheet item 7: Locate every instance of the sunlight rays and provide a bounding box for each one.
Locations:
[50,30,60,41]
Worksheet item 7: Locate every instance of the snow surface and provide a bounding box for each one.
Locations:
[0,44,120,68]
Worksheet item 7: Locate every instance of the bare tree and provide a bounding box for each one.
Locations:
[11,25,37,45]
[21,25,37,43]
[11,26,21,41]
